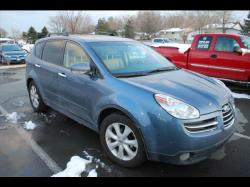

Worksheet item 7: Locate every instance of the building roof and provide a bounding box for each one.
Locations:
[202,23,242,31]
[159,28,184,33]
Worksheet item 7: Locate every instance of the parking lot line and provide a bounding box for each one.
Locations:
[0,104,62,175]
[234,132,250,140]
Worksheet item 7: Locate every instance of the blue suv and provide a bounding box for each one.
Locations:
[26,35,236,167]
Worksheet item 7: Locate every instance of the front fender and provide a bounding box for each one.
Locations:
[26,67,46,102]
[94,93,152,130]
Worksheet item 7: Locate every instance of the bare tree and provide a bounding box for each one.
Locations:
[48,14,66,33]
[0,27,7,38]
[190,11,215,33]
[48,11,95,34]
[135,11,164,35]
[215,11,234,33]
[162,12,186,29]
[11,28,22,41]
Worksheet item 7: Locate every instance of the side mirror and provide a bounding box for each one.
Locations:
[233,46,242,54]
[70,63,91,75]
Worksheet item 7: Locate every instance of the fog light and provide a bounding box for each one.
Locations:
[179,153,190,161]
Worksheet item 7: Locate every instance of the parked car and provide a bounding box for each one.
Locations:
[151,33,250,86]
[26,35,236,167]
[21,44,34,53]
[0,43,28,65]
[152,38,173,44]
[0,38,15,44]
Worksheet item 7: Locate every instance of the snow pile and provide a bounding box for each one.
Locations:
[150,43,191,54]
[87,169,97,177]
[23,121,37,130]
[232,92,250,99]
[6,112,20,124]
[52,156,92,177]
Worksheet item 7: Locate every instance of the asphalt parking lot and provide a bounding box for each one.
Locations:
[0,66,250,177]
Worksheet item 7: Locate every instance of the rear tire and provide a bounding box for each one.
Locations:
[28,81,48,112]
[100,113,146,167]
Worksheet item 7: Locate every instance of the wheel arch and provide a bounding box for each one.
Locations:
[97,105,149,159]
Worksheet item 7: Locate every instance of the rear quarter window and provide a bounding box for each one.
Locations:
[42,40,65,65]
[196,36,213,50]
[35,41,45,59]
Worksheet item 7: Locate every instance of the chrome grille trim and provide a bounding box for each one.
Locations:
[184,118,218,133]
[222,103,234,128]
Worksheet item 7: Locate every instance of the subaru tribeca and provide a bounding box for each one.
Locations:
[26,35,236,167]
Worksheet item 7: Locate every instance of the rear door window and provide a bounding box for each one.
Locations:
[196,36,213,50]
[214,36,241,52]
[35,41,45,59]
[42,40,65,65]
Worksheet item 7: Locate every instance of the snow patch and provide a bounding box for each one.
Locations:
[232,92,250,99]
[87,169,97,177]
[52,156,91,177]
[23,121,37,130]
[150,43,191,54]
[6,112,20,124]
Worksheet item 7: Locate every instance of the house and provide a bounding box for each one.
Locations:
[134,32,150,40]
[157,28,184,41]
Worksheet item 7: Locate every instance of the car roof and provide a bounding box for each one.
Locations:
[0,43,18,46]
[197,33,242,37]
[36,34,135,44]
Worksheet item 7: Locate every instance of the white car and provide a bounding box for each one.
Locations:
[21,44,34,53]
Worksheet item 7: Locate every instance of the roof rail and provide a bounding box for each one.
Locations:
[47,32,69,37]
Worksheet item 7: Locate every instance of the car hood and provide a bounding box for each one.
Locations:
[3,51,27,56]
[121,69,232,115]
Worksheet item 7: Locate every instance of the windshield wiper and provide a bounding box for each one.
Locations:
[114,67,179,78]
[147,66,179,74]
[115,72,148,78]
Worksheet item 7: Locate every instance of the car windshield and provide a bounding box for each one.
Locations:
[163,39,170,43]
[240,36,250,49]
[89,41,175,77]
[1,44,22,51]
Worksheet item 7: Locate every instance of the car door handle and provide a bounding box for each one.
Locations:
[58,72,67,78]
[210,54,217,58]
[35,64,41,68]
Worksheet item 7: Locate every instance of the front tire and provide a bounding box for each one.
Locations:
[100,113,146,167]
[28,81,48,112]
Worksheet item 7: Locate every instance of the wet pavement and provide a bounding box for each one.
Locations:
[0,67,250,177]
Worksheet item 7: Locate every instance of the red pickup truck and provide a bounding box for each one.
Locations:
[151,33,250,86]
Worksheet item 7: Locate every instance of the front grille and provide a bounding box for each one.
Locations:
[184,118,218,133]
[222,103,234,128]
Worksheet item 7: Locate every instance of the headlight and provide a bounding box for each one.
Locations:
[154,94,200,119]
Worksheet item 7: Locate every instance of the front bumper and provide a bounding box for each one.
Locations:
[148,128,234,165]
[5,57,26,64]
[143,103,236,165]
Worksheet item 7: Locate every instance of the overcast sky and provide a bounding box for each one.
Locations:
[0,11,249,34]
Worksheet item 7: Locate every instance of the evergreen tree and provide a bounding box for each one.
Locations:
[241,12,250,36]
[95,18,108,33]
[38,26,49,38]
[22,32,28,42]
[124,19,135,39]
[27,27,37,44]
